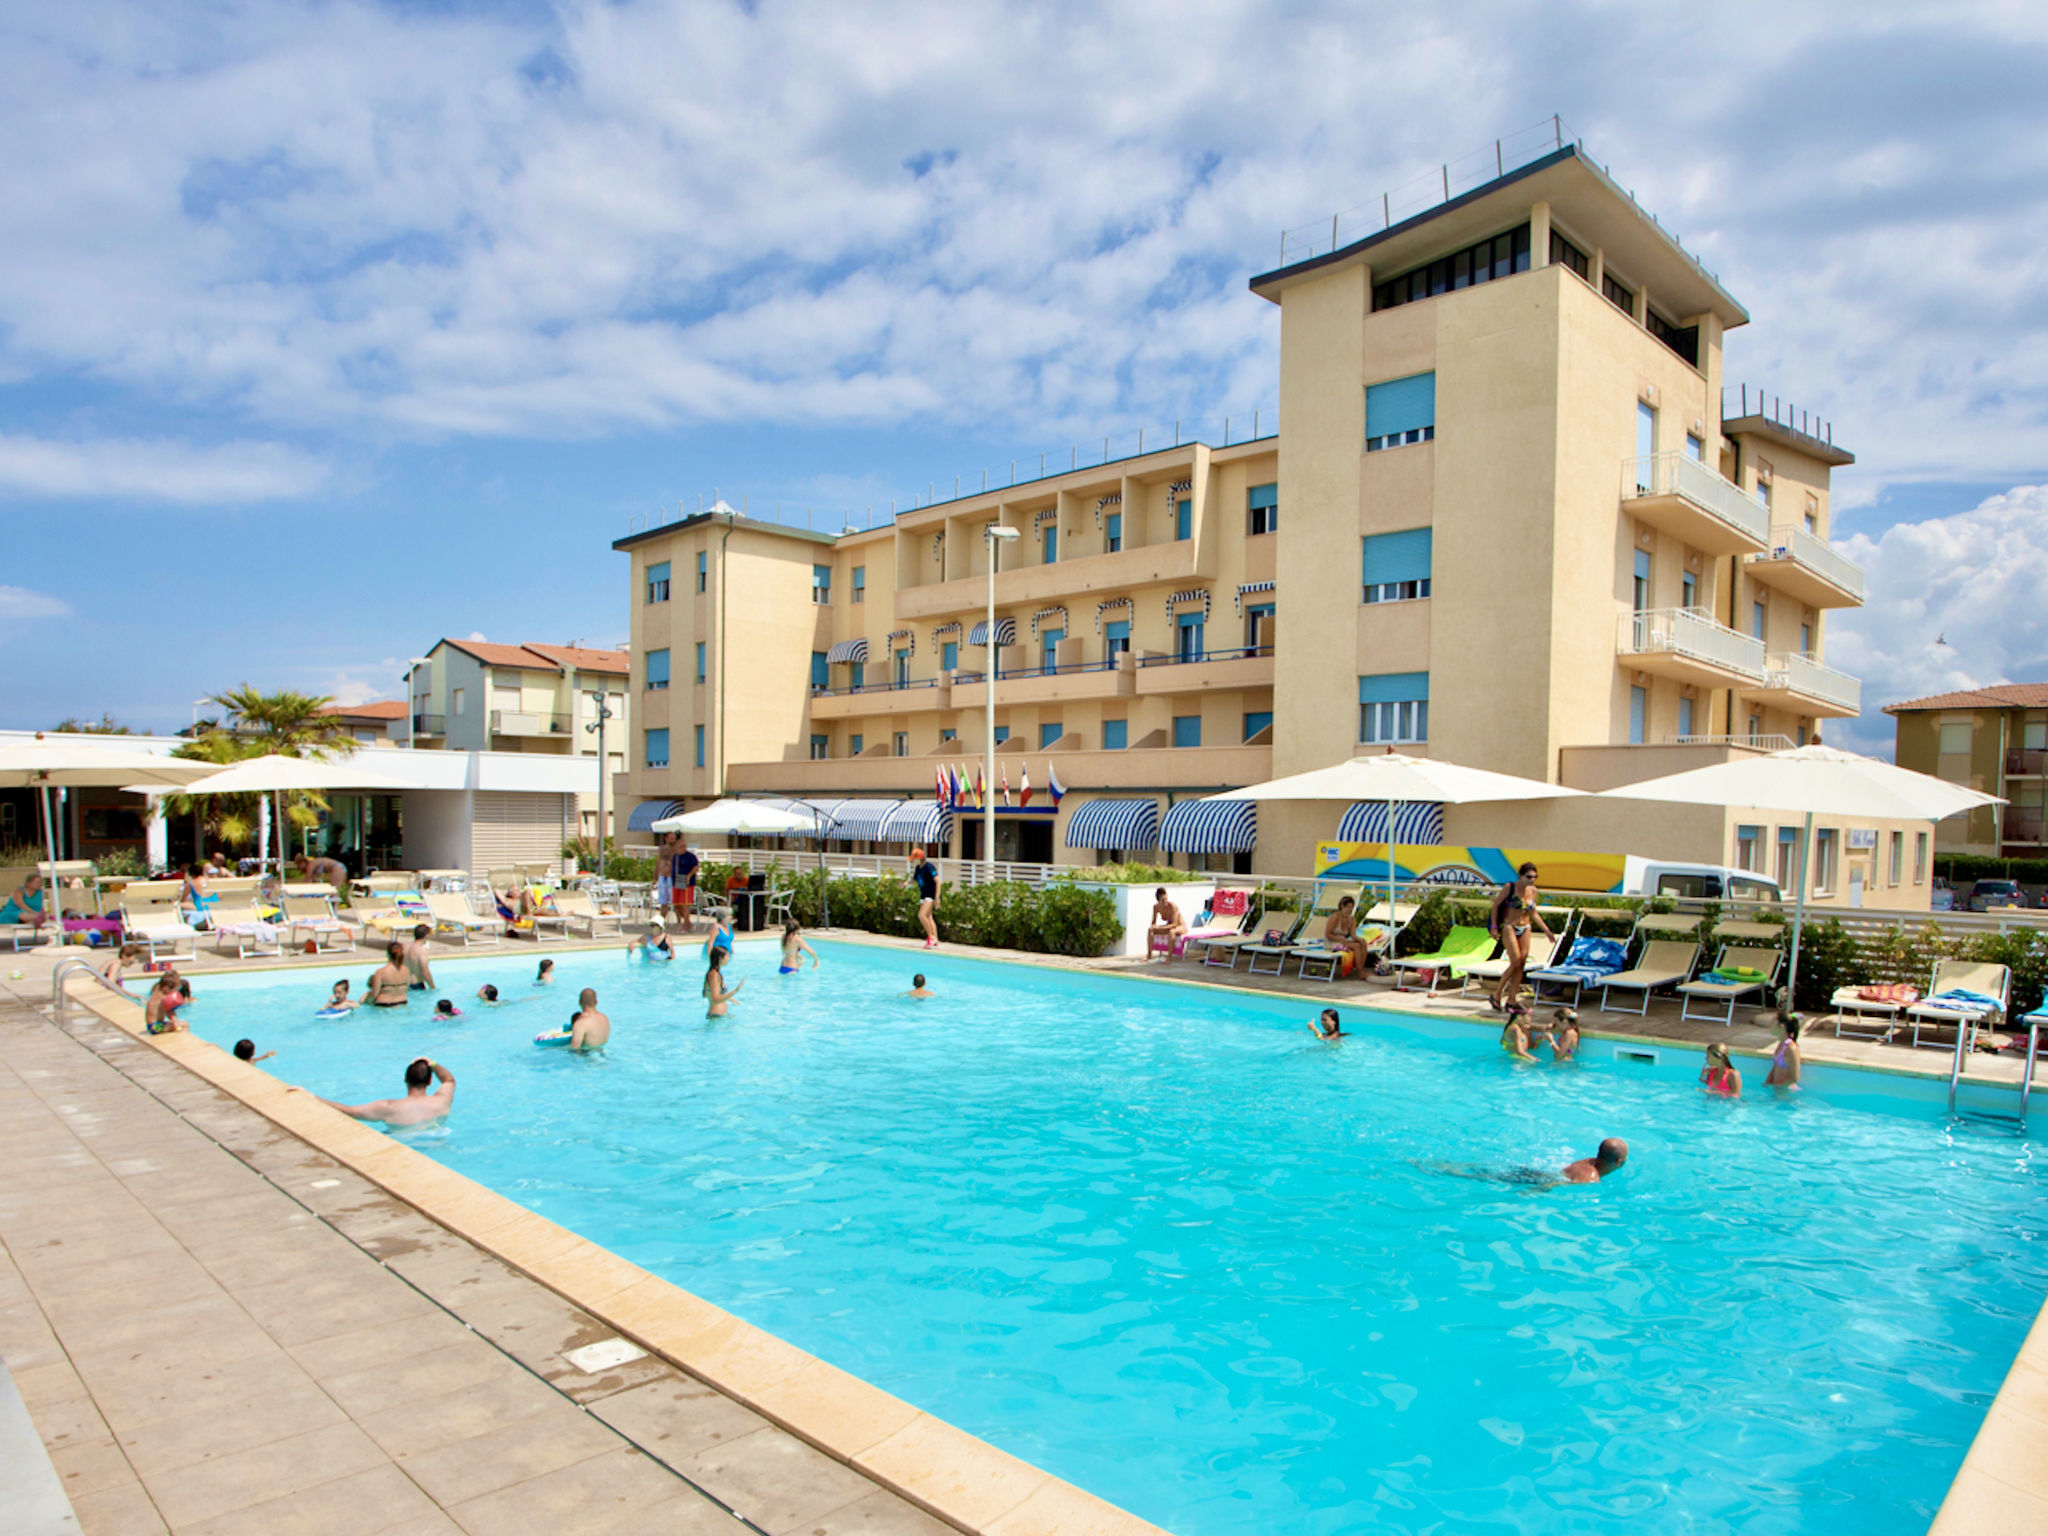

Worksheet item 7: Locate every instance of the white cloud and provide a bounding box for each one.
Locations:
[0,584,71,620]
[1827,484,2048,754]
[0,433,326,504]
[465,631,487,642]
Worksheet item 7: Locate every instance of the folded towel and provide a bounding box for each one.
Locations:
[1856,983,1919,1004]
[1698,967,1767,986]
[1920,988,2006,1013]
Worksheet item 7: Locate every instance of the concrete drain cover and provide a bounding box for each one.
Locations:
[562,1338,647,1374]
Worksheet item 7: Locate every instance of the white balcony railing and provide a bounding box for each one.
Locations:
[1767,652,1862,713]
[1619,607,1768,680]
[1624,453,1771,546]
[1754,522,1865,601]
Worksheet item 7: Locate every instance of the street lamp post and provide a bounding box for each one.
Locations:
[982,524,1020,882]
[584,688,614,879]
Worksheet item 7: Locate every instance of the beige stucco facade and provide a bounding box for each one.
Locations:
[612,144,1926,907]
[1889,687,2048,857]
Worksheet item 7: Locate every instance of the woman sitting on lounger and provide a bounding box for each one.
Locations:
[1323,896,1380,978]
[0,871,53,934]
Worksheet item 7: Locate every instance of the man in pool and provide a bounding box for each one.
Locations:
[366,944,412,1006]
[905,974,933,999]
[318,1057,455,1126]
[1428,1136,1629,1189]
[569,988,610,1051]
[402,923,437,991]
[1559,1138,1629,1184]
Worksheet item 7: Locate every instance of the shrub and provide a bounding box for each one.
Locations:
[1055,861,1186,887]
[1965,929,2048,1017]
[1788,917,1861,1013]
[1394,890,1458,958]
[761,867,1119,956]
[1936,854,2048,885]
[93,848,147,879]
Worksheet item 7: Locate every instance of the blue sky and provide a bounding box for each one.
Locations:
[3,1,2046,755]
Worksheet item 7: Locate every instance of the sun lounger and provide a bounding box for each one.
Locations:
[350,888,432,940]
[1154,885,1252,960]
[282,885,359,952]
[1528,934,1631,1004]
[552,888,623,939]
[118,881,199,961]
[1677,925,1786,1023]
[1598,939,1702,1014]
[1907,960,2012,1051]
[1460,931,1562,999]
[210,903,283,960]
[1240,884,1365,977]
[1387,926,1497,994]
[419,889,504,945]
[1236,913,1311,975]
[1195,891,1271,968]
[1832,982,1921,1040]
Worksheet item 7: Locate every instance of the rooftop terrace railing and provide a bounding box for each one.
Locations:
[1722,384,1840,450]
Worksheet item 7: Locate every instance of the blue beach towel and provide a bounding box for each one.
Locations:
[1531,936,1628,983]
[1919,988,2006,1014]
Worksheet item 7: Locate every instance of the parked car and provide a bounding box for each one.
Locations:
[1930,878,1956,912]
[1968,878,2028,912]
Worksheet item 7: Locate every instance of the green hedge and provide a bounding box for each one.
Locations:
[1935,855,2048,886]
[772,869,1121,957]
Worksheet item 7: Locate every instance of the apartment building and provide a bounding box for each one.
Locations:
[404,639,630,839]
[1888,683,2048,857]
[613,142,1929,907]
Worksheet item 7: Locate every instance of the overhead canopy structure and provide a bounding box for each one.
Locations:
[1159,799,1257,855]
[649,799,830,837]
[1065,797,1161,851]
[1598,745,2004,1002]
[968,617,1017,647]
[627,800,687,833]
[826,639,869,664]
[168,753,408,887]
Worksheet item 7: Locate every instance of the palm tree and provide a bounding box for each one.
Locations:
[164,688,355,860]
[207,686,350,758]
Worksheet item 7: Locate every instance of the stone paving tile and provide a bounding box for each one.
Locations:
[584,1373,773,1462]
[677,1425,887,1534]
[68,1474,172,1536]
[176,1462,448,1536]
[392,1401,624,1506]
[801,1488,960,1536]
[442,1446,689,1536]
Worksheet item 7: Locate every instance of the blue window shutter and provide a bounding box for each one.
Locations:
[1361,529,1433,588]
[645,728,669,767]
[1176,499,1192,540]
[694,643,705,681]
[1044,527,1058,563]
[941,641,958,671]
[1629,686,1647,744]
[647,561,669,584]
[1678,696,1695,736]
[850,734,863,755]
[1104,720,1128,750]
[1634,549,1651,582]
[1365,373,1436,439]
[1247,483,1278,509]
[1106,512,1122,545]
[1040,722,1063,749]
[1243,711,1273,741]
[850,661,864,690]
[1105,620,1130,642]
[1358,671,1429,705]
[993,725,1009,745]
[1172,715,1202,748]
[645,649,670,686]
[810,651,828,688]
[814,564,830,589]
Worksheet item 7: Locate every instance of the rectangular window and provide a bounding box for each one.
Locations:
[941,641,958,672]
[940,728,957,743]
[1247,483,1279,535]
[993,725,1010,745]
[1243,710,1273,742]
[1889,831,1904,885]
[1937,723,1972,755]
[1800,621,1813,655]
[1748,712,1763,743]
[645,648,670,690]
[1547,228,1590,280]
[694,642,706,683]
[1374,223,1532,310]
[1365,373,1437,453]
[1756,474,1774,510]
[452,687,465,717]
[1685,433,1704,462]
[849,660,864,691]
[810,651,828,690]
[1633,549,1651,614]
[1647,310,1699,367]
[894,731,908,756]
[1813,828,1838,893]
[1040,722,1063,749]
[694,725,705,768]
[1043,526,1058,564]
[1105,619,1131,659]
[1681,572,1697,610]
[1602,271,1635,313]
[1677,696,1694,737]
[850,734,864,755]
[851,566,866,603]
[1359,671,1429,744]
[1636,401,1656,463]
[1246,603,1275,653]
[1105,511,1123,553]
[813,564,831,604]
[1629,685,1647,744]
[1103,719,1128,751]
[1362,528,1433,603]
[644,728,669,768]
[1914,832,1929,882]
[894,648,910,687]
[2027,719,2048,752]
[1172,715,1202,749]
[1751,601,1767,641]
[809,734,828,760]
[1776,827,1799,887]
[646,561,671,603]
[1040,628,1063,673]
[695,551,707,592]
[1175,498,1192,541]
[1736,824,1763,873]
[1177,612,1204,661]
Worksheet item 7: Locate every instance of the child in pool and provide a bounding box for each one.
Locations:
[1500,1004,1537,1062]
[476,984,499,1004]
[703,948,743,1017]
[904,974,933,999]
[233,1039,275,1064]
[434,999,462,1019]
[323,979,359,1014]
[535,959,555,986]
[779,921,818,974]
[1309,1008,1346,1040]
[1546,1008,1579,1062]
[1700,1042,1743,1097]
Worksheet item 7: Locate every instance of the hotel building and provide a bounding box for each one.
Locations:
[615,143,1931,909]
[1888,683,2048,859]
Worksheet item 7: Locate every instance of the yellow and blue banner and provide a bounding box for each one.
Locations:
[1313,842,1629,894]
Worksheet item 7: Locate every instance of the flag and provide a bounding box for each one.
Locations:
[1019,763,1033,808]
[935,764,948,809]
[1000,764,1011,808]
[1047,763,1067,806]
[974,767,986,807]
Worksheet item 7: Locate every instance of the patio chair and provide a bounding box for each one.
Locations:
[1240,884,1364,977]
[1236,912,1310,976]
[552,888,624,939]
[1460,930,1564,1001]
[424,889,505,946]
[1159,884,1256,960]
[210,902,284,960]
[1195,889,1272,968]
[1386,926,1497,994]
[1597,939,1703,1015]
[1831,982,1922,1041]
[1528,934,1630,1006]
[280,885,358,953]
[1676,922,1786,1024]
[118,881,199,962]
[1906,959,2013,1052]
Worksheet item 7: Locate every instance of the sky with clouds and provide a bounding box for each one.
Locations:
[2,0,2045,752]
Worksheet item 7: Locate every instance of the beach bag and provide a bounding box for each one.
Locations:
[1263,928,1286,946]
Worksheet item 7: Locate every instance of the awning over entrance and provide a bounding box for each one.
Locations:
[826,639,870,664]
[879,801,952,846]
[1064,797,1160,851]
[1337,802,1445,845]
[1158,799,1257,854]
[626,799,687,832]
[967,617,1017,647]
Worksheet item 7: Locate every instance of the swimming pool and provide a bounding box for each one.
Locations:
[181,940,2044,1536]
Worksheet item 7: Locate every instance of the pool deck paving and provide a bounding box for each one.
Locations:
[4,922,2046,1535]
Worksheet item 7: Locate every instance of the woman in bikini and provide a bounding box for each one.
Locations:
[780,921,818,974]
[1765,1014,1802,1089]
[1500,1004,1537,1062]
[1488,863,1552,1013]
[1700,1042,1743,1097]
[703,947,744,1017]
[1545,1008,1580,1062]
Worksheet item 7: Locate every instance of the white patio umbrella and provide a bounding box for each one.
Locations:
[163,753,408,888]
[0,738,214,945]
[1598,745,2004,1005]
[649,798,841,927]
[1200,753,1586,927]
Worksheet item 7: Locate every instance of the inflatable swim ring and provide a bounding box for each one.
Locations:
[315,1005,352,1019]
[533,1030,573,1048]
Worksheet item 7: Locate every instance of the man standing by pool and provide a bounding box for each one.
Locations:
[318,1057,455,1126]
[570,988,610,1051]
[671,836,700,933]
[910,848,940,949]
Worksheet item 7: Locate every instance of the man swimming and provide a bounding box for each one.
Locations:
[1424,1136,1629,1189]
[318,1057,456,1127]
[1559,1138,1629,1184]
[905,973,933,999]
[366,944,412,1007]
[569,988,610,1051]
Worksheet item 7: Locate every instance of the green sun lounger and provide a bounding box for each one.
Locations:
[1387,926,1497,994]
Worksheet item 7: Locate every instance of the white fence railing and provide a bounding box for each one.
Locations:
[1620,607,1769,681]
[1625,453,1771,546]
[1667,733,1798,751]
[1766,652,1863,713]
[1754,523,1866,601]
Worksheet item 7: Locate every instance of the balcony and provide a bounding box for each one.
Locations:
[1742,653,1862,719]
[1622,453,1771,556]
[1134,646,1275,696]
[2006,749,2047,778]
[808,679,948,720]
[2007,813,2046,846]
[952,659,1134,711]
[1618,607,1767,688]
[410,713,446,737]
[1745,523,1865,608]
[490,709,572,736]
[894,538,1210,621]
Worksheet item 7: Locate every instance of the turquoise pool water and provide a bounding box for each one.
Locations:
[182,940,2044,1536]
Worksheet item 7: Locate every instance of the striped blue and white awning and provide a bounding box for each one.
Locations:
[626,800,686,833]
[1064,797,1160,851]
[1337,802,1446,845]
[1158,798,1257,854]
[879,801,951,846]
[1234,581,1277,616]
[968,617,1018,647]
[819,799,906,842]
[826,638,869,664]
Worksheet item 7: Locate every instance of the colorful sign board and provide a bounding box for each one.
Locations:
[1313,842,1630,894]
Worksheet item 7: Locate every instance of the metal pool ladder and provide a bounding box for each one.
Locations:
[1949,1015,2040,1128]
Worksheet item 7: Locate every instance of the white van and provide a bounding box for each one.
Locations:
[1623,857,1783,903]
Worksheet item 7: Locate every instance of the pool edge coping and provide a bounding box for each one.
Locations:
[57,977,1174,1536]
